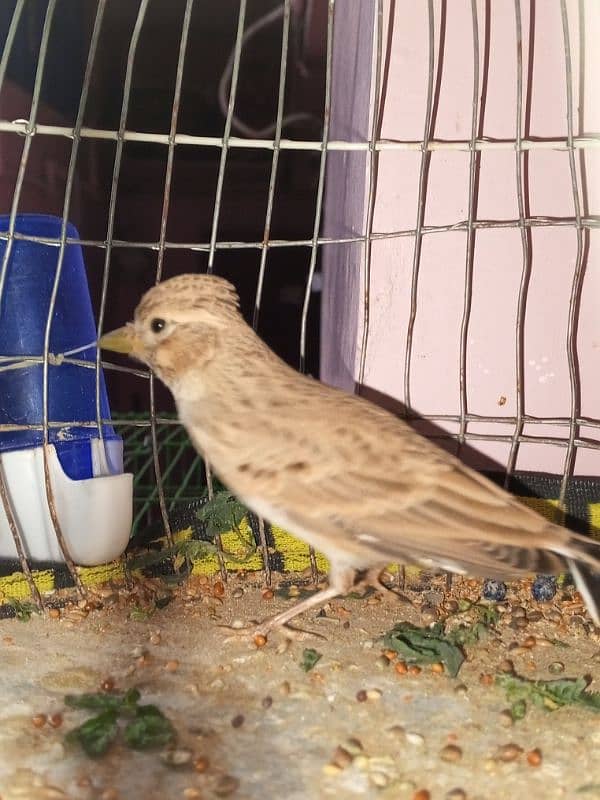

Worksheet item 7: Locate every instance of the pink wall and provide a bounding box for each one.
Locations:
[323,0,600,476]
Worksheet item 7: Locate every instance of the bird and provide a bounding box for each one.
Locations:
[100,273,600,635]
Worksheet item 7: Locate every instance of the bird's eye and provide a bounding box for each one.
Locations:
[150,318,166,334]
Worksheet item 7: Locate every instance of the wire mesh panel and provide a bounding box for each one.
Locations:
[0,0,598,608]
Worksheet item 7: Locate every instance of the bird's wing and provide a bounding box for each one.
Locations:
[228,392,569,577]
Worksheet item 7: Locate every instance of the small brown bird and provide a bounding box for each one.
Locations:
[101,274,600,633]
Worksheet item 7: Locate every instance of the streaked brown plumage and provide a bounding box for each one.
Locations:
[100,274,600,633]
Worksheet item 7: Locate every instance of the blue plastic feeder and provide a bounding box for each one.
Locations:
[0,214,132,565]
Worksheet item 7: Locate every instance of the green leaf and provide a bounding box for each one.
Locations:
[123,705,176,749]
[65,688,141,713]
[510,698,527,720]
[382,622,465,678]
[496,674,600,715]
[299,648,322,672]
[65,710,119,757]
[196,491,248,538]
[6,598,39,622]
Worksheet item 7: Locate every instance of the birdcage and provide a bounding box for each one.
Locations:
[0,0,598,607]
[1,2,599,797]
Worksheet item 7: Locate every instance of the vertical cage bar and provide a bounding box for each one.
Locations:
[150,0,195,554]
[205,0,248,580]
[0,0,25,99]
[558,0,585,510]
[40,0,108,594]
[357,0,384,388]
[298,0,335,583]
[207,0,247,274]
[251,0,292,586]
[457,0,480,453]
[299,0,335,373]
[403,0,436,411]
[505,0,532,487]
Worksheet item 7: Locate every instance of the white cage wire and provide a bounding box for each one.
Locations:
[0,0,598,607]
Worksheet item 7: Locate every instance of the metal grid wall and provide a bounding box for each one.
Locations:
[0,0,598,604]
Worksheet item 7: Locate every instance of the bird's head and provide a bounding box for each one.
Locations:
[99,274,241,389]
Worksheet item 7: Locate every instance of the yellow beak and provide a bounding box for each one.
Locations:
[99,324,138,355]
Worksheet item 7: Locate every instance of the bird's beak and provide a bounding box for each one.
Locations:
[99,323,139,356]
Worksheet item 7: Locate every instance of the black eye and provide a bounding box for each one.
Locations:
[150,318,166,334]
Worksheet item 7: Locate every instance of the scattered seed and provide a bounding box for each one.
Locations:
[496,743,523,762]
[446,790,467,800]
[383,649,397,661]
[231,587,244,599]
[322,763,342,776]
[420,605,438,624]
[261,588,274,600]
[499,659,514,674]
[413,790,431,800]
[161,748,193,767]
[406,732,425,747]
[212,581,225,597]
[395,661,408,675]
[444,600,459,613]
[387,725,406,740]
[548,661,565,674]
[499,710,514,728]
[526,748,542,767]
[100,790,119,800]
[431,662,444,674]
[253,634,267,648]
[279,680,291,695]
[48,608,60,620]
[454,684,468,695]
[331,746,354,769]
[527,611,543,622]
[370,772,390,788]
[193,756,210,773]
[48,712,63,728]
[32,714,47,728]
[353,755,370,770]
[261,695,273,709]
[231,714,244,729]
[165,660,180,673]
[522,635,537,648]
[366,688,383,701]
[183,789,202,799]
[408,665,422,676]
[101,676,116,692]
[345,737,364,755]
[479,673,494,686]
[376,655,391,669]
[356,690,368,703]
[214,775,240,797]
[512,606,526,618]
[288,585,300,597]
[440,744,463,763]
[513,618,528,630]
[149,632,162,646]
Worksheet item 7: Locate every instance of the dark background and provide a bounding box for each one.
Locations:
[0,0,327,413]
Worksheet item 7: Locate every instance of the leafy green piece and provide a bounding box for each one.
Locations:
[65,710,119,757]
[123,705,176,750]
[65,688,141,713]
[7,597,39,622]
[300,648,322,672]
[196,491,248,539]
[383,622,465,678]
[497,674,600,714]
[510,698,527,720]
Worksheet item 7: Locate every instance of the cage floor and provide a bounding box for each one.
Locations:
[0,574,599,800]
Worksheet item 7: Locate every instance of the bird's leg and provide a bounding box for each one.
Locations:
[219,565,359,640]
[355,566,412,604]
